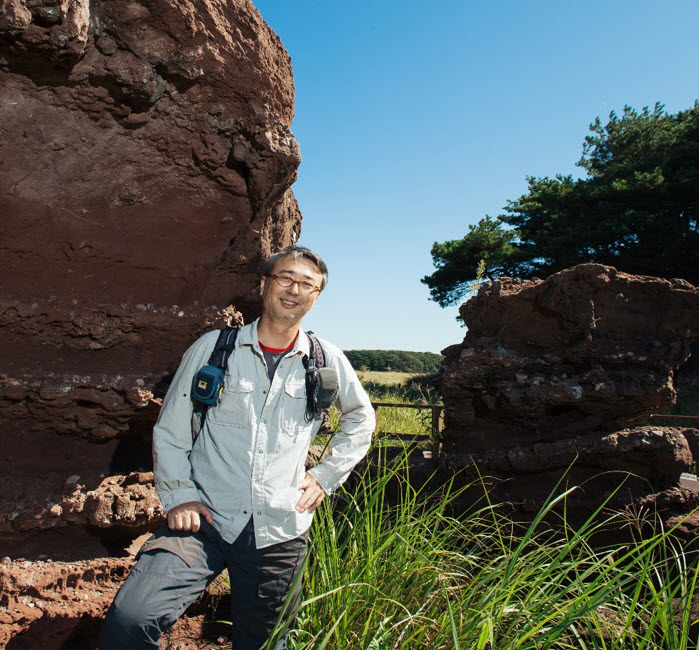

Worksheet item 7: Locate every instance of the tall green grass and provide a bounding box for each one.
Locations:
[263,450,699,649]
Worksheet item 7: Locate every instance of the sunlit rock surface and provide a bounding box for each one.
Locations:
[442,264,699,448]
[441,264,699,532]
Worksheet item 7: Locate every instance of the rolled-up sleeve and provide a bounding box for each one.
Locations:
[153,331,217,512]
[307,345,375,494]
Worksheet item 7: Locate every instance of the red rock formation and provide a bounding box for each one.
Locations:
[0,553,233,648]
[0,0,301,446]
[442,265,699,449]
[0,556,134,649]
[441,264,699,532]
[0,471,163,535]
[0,2,301,643]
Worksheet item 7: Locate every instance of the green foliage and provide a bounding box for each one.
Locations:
[422,216,521,306]
[344,349,443,374]
[423,102,699,307]
[262,452,699,649]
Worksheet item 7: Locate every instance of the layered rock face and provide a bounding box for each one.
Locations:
[441,264,699,526]
[0,2,300,644]
[0,0,301,445]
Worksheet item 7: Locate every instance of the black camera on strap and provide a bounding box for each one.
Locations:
[303,331,339,422]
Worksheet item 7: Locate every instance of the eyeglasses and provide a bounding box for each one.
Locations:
[269,274,320,294]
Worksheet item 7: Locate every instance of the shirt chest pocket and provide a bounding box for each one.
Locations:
[281,379,309,434]
[210,378,254,428]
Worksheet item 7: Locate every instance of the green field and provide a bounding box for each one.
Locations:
[324,370,441,443]
[356,370,417,385]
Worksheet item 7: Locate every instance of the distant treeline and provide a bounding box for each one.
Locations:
[344,349,443,374]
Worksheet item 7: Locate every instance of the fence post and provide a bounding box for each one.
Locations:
[431,406,443,440]
[432,406,444,458]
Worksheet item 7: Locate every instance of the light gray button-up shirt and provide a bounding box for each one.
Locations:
[153,318,375,548]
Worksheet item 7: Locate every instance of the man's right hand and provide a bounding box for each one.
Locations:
[166,501,214,532]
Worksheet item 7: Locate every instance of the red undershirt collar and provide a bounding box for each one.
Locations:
[258,333,298,354]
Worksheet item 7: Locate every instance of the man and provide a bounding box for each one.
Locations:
[101,246,375,649]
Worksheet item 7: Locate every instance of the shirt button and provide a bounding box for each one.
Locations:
[263,419,267,424]
[257,511,261,515]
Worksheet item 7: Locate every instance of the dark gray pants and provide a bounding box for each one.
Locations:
[101,518,308,650]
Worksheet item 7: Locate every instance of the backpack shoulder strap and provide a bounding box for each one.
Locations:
[306,331,325,369]
[208,326,239,370]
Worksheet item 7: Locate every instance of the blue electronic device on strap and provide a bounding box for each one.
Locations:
[191,327,239,407]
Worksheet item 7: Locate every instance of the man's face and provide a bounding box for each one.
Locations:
[260,256,324,325]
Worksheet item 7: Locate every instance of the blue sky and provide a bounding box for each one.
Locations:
[254,1,699,353]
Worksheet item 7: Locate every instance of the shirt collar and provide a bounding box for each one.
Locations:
[242,318,311,358]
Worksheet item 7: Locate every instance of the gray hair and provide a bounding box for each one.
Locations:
[262,246,328,291]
